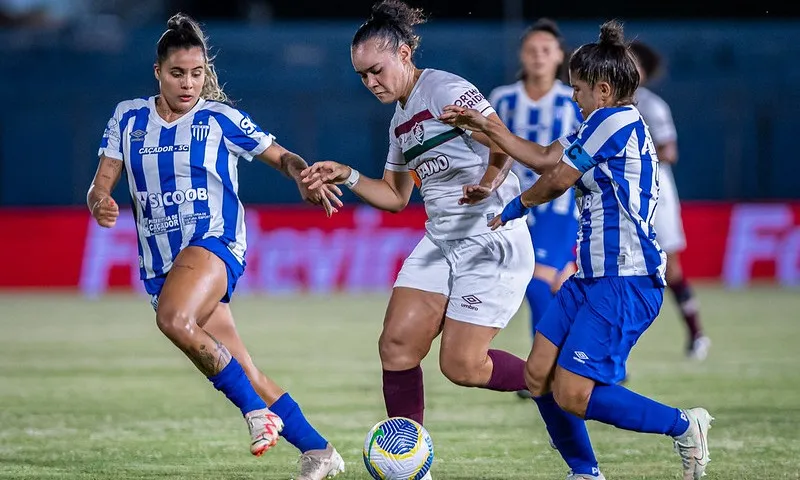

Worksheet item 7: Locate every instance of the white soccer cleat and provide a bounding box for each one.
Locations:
[673,407,714,480]
[565,470,606,480]
[244,407,283,456]
[687,336,712,361]
[296,443,345,480]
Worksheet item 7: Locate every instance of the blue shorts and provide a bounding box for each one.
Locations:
[536,276,664,384]
[143,237,245,310]
[529,208,578,271]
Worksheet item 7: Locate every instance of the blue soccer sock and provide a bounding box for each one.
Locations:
[526,277,554,333]
[534,392,598,476]
[208,357,267,416]
[585,384,690,437]
[270,393,329,453]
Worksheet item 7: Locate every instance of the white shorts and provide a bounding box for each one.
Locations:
[393,225,535,328]
[654,166,686,254]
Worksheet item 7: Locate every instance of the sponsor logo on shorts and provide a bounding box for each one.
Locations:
[573,351,589,364]
[460,294,482,311]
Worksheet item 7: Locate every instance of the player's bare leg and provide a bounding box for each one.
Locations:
[379,287,447,425]
[203,303,344,478]
[439,317,527,391]
[665,252,710,360]
[155,246,281,456]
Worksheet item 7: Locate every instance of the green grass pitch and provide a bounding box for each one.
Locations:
[1,285,798,479]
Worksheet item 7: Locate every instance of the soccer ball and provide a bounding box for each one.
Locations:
[363,417,434,480]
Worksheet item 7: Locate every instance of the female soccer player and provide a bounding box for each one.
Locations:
[442,20,713,480]
[488,18,583,398]
[87,13,345,480]
[630,40,711,361]
[302,0,534,462]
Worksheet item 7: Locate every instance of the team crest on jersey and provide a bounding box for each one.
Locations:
[191,122,210,142]
[129,129,146,142]
[412,122,425,145]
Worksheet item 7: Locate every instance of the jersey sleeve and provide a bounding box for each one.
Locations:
[642,96,677,145]
[558,109,638,173]
[428,76,496,124]
[384,120,408,172]
[214,106,275,161]
[98,103,124,160]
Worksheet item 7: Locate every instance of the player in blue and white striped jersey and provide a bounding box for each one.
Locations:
[488,19,583,394]
[87,13,345,479]
[442,20,713,480]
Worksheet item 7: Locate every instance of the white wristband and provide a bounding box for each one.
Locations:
[344,168,360,189]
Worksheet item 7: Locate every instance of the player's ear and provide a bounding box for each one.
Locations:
[153,63,160,81]
[397,43,412,64]
[598,81,612,101]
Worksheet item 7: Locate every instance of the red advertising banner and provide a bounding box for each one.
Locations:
[1,202,798,293]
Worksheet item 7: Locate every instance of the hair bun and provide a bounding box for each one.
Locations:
[167,12,192,31]
[598,19,626,46]
[369,0,425,27]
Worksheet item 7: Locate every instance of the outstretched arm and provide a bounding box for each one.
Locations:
[440,105,564,174]
[301,162,414,214]
[459,113,515,205]
[256,143,343,217]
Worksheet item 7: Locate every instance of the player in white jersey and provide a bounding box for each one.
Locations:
[488,18,583,399]
[301,0,534,459]
[86,14,345,480]
[631,40,710,361]
[442,20,713,480]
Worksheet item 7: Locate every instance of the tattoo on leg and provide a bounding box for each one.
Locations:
[190,331,233,376]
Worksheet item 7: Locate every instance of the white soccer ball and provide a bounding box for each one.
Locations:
[363,417,434,480]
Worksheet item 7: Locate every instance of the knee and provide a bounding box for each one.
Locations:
[439,352,483,387]
[525,362,550,397]
[155,306,196,343]
[378,329,425,370]
[552,376,592,418]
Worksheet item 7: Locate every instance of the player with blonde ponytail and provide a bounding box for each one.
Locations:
[87,12,345,480]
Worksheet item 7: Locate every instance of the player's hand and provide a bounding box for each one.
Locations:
[91,196,119,228]
[439,105,490,132]
[488,196,529,230]
[301,161,351,190]
[458,184,492,205]
[297,180,343,218]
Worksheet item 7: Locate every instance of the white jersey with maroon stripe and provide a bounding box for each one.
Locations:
[384,69,522,240]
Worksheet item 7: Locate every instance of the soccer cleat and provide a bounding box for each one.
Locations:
[296,443,345,480]
[565,469,606,480]
[245,407,283,456]
[687,336,712,361]
[673,407,714,480]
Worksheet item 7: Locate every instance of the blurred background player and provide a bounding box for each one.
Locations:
[87,13,345,480]
[442,20,714,480]
[302,4,534,474]
[488,18,583,399]
[630,40,711,361]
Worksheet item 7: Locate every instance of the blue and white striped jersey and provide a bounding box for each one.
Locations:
[559,105,666,284]
[98,96,273,280]
[489,80,582,217]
